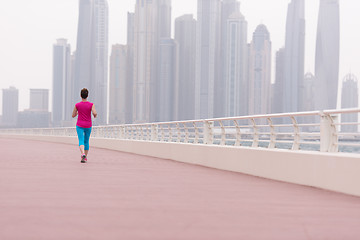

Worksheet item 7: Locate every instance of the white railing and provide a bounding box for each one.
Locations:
[1,109,360,153]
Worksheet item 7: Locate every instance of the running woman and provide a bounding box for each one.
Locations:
[72,88,97,163]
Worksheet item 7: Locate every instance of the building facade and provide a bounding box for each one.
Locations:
[175,14,196,121]
[1,87,18,127]
[315,0,340,110]
[272,48,285,114]
[74,0,109,125]
[157,38,178,122]
[30,89,49,111]
[219,0,241,118]
[133,0,171,123]
[52,39,72,127]
[109,45,128,125]
[225,11,248,117]
[248,24,272,115]
[341,74,358,132]
[283,0,305,113]
[195,0,222,119]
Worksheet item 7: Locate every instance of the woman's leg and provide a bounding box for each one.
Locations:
[83,127,92,156]
[76,126,85,155]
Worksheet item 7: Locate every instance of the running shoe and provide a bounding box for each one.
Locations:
[81,154,86,163]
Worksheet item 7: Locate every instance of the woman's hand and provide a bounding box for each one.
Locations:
[72,106,78,118]
[92,104,98,118]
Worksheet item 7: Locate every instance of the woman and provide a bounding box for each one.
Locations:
[72,88,97,163]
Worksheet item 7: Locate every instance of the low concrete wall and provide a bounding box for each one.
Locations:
[3,134,360,197]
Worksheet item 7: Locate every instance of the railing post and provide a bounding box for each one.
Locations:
[151,124,158,141]
[320,113,339,152]
[203,121,213,145]
[251,118,259,148]
[267,118,276,149]
[291,116,300,151]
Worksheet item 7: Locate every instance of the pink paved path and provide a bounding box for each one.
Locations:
[1,138,360,240]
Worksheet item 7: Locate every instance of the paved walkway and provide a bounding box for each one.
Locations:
[1,138,360,240]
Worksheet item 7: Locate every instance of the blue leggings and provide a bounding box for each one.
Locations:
[76,126,92,150]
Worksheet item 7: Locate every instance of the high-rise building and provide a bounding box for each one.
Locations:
[272,48,285,114]
[30,89,49,111]
[52,39,72,127]
[74,0,109,125]
[315,0,340,110]
[109,45,128,125]
[225,11,248,117]
[341,74,358,132]
[175,14,196,121]
[1,87,18,127]
[133,0,171,123]
[301,72,316,111]
[126,12,135,124]
[17,89,50,128]
[195,0,222,119]
[157,38,178,122]
[219,0,241,118]
[248,25,272,115]
[283,0,305,113]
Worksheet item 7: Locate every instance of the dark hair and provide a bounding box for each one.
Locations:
[81,88,89,99]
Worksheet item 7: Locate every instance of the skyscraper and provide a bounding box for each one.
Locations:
[283,0,305,113]
[272,48,285,114]
[52,39,72,127]
[219,0,241,118]
[157,38,178,122]
[248,24,272,115]
[133,0,171,123]
[175,14,196,121]
[74,0,109,125]
[315,0,340,110]
[30,89,49,112]
[225,11,248,117]
[341,74,358,132]
[1,87,18,127]
[126,12,135,124]
[195,0,222,119]
[109,45,128,125]
[301,72,316,112]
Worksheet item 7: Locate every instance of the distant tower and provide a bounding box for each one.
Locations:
[283,0,305,113]
[272,48,285,113]
[157,38,178,122]
[1,87,18,127]
[341,74,358,132]
[175,14,196,121]
[30,89,49,112]
[225,11,248,117]
[248,24,272,115]
[219,0,241,118]
[52,39,72,127]
[109,45,128,125]
[315,0,340,110]
[133,0,171,123]
[195,0,222,119]
[302,72,316,111]
[126,12,135,124]
[74,0,109,125]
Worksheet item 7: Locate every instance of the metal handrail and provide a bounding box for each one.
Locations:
[1,109,359,153]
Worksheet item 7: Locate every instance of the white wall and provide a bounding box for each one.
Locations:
[2,134,360,197]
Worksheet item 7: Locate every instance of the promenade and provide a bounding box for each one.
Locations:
[1,138,360,240]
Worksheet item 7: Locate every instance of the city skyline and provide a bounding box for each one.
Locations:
[0,0,359,115]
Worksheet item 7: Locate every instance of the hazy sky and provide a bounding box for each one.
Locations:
[0,0,359,114]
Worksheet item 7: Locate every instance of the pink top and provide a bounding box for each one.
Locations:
[75,101,93,128]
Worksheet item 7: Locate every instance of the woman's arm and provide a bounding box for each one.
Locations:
[72,106,78,118]
[92,104,98,118]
